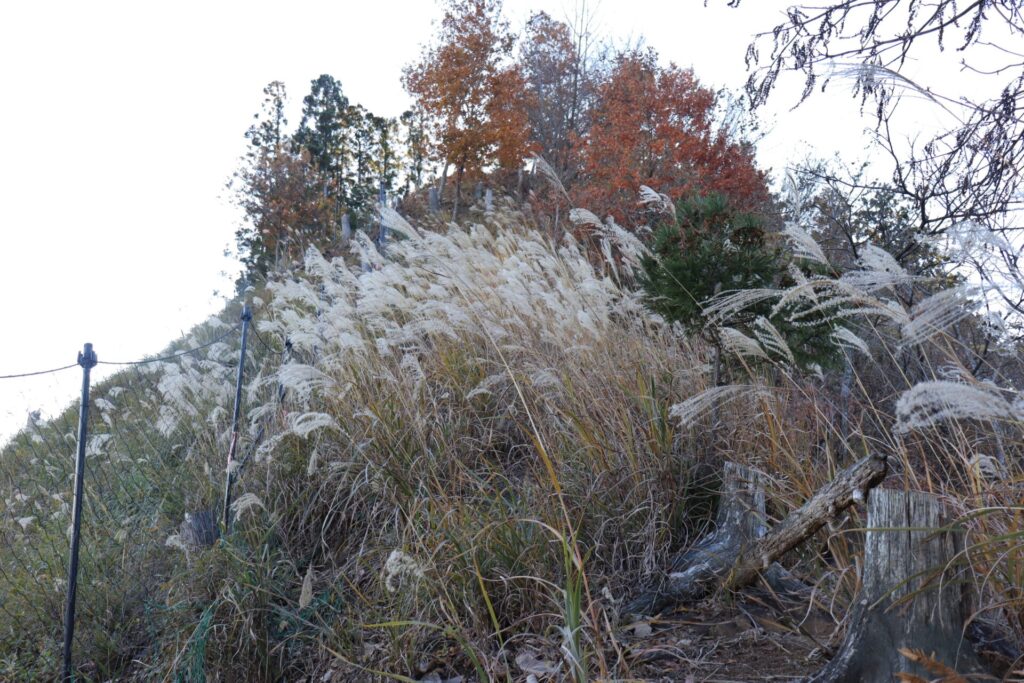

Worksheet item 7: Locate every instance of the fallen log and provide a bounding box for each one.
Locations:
[723,453,887,590]
[810,488,988,681]
[625,453,887,617]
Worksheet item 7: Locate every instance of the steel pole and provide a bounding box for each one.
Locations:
[222,305,252,532]
[61,342,97,682]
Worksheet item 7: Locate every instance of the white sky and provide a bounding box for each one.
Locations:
[0,0,976,442]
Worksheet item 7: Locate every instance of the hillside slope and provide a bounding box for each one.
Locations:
[2,203,1020,681]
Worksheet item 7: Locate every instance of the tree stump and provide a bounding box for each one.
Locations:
[626,454,887,617]
[625,462,768,616]
[811,488,987,681]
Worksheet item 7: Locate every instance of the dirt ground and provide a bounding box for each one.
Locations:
[318,586,1021,682]
[319,588,835,682]
[617,592,833,682]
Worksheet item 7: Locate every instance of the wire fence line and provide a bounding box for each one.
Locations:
[95,323,242,366]
[0,305,288,681]
[0,323,243,378]
[250,323,289,357]
[0,364,80,380]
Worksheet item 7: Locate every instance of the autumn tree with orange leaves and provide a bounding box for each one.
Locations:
[232,144,341,279]
[576,49,770,226]
[406,5,769,229]
[403,0,532,219]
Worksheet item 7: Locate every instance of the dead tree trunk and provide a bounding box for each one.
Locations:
[437,162,449,202]
[811,488,987,682]
[724,453,886,590]
[340,213,352,246]
[626,454,887,617]
[625,462,767,616]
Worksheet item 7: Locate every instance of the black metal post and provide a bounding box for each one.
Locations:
[62,342,97,682]
[222,305,252,532]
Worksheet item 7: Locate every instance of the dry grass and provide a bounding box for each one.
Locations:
[0,202,1021,681]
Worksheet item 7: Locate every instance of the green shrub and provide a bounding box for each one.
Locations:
[640,192,840,369]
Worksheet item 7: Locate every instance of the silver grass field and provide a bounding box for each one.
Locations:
[0,202,1021,681]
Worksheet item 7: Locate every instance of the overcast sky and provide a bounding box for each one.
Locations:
[0,0,971,442]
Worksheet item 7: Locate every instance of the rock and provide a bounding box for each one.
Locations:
[515,651,559,676]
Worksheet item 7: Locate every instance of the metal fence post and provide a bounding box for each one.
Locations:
[62,342,97,682]
[222,305,252,533]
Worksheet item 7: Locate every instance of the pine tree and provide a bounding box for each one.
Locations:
[245,81,288,154]
[641,193,839,368]
[294,74,351,186]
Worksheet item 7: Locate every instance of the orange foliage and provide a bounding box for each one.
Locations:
[408,5,769,227]
[402,0,533,185]
[233,145,340,273]
[574,49,770,225]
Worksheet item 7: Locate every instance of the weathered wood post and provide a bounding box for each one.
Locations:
[179,508,219,565]
[485,187,494,212]
[428,186,440,212]
[812,489,986,681]
[474,181,483,204]
[626,462,767,615]
[340,212,352,246]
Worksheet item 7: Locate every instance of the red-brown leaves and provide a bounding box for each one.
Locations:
[402,0,533,180]
[575,49,770,225]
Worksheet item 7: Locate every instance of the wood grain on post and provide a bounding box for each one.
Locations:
[626,454,887,617]
[812,488,986,681]
[725,453,887,589]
